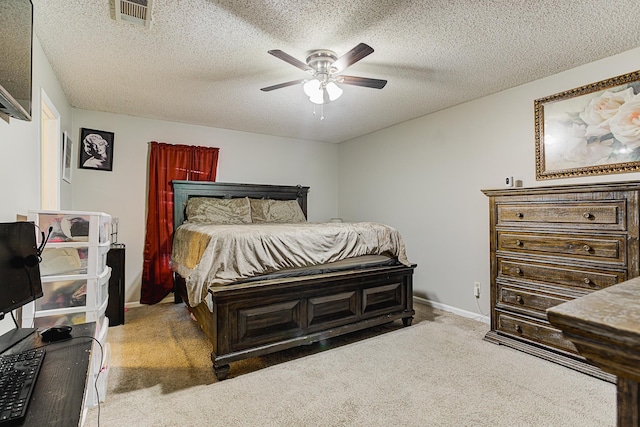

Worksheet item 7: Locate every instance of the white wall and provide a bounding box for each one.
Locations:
[6,36,640,319]
[70,110,340,303]
[0,36,72,334]
[0,36,73,220]
[338,46,640,316]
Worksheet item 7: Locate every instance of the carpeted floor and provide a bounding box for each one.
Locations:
[85,301,615,426]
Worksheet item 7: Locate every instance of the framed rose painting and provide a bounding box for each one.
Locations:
[535,69,640,180]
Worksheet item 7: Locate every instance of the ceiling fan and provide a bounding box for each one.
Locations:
[260,43,387,105]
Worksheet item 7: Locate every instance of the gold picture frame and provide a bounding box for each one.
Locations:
[535,69,640,180]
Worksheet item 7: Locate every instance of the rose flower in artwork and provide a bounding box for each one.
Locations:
[574,86,640,161]
[579,87,635,138]
[609,94,640,149]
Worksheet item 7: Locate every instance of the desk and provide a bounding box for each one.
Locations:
[548,279,640,426]
[2,322,96,427]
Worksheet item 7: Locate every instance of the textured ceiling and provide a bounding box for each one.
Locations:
[32,0,640,143]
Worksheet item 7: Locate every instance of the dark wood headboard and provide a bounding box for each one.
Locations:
[171,181,310,231]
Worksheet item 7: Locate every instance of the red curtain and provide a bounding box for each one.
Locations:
[140,142,219,304]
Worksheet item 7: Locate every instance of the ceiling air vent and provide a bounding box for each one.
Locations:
[114,0,153,28]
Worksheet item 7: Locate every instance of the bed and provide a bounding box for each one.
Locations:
[171,180,416,380]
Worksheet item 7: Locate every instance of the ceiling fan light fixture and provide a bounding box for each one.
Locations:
[303,79,321,97]
[325,82,343,101]
[303,80,324,104]
[303,79,343,104]
[309,89,325,105]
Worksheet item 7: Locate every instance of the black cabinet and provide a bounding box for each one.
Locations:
[106,244,125,326]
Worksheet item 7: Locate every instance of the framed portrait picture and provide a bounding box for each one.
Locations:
[535,69,640,180]
[79,128,114,171]
[62,131,72,183]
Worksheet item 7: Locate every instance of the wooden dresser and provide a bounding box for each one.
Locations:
[482,181,640,382]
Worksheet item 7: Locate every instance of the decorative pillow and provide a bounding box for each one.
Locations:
[185,197,252,224]
[250,199,307,223]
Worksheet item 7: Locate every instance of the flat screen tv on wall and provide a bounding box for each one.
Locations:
[0,0,33,121]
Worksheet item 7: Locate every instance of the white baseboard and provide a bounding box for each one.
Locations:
[125,294,175,309]
[124,301,143,309]
[413,296,490,324]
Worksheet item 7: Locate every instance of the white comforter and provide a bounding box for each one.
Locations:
[171,222,411,306]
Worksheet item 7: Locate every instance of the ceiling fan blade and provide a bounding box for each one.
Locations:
[268,50,314,72]
[332,43,374,73]
[260,79,306,92]
[338,75,387,89]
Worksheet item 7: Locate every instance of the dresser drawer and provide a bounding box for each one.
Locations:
[496,201,626,231]
[497,283,574,316]
[497,231,625,264]
[497,312,577,354]
[498,258,625,291]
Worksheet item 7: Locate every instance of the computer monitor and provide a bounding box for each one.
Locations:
[0,221,44,353]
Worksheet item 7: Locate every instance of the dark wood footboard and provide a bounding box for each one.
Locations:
[175,263,416,380]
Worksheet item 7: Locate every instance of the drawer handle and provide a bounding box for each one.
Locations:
[515,239,523,247]
[515,212,523,218]
[583,277,591,284]
[583,244,591,252]
[515,267,522,274]
[514,325,522,333]
[583,212,593,219]
[515,295,524,304]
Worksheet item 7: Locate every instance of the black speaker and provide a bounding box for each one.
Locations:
[106,244,125,326]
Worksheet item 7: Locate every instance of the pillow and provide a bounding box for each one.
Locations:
[250,199,307,223]
[185,197,252,224]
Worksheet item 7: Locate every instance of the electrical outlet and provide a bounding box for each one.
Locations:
[474,282,481,298]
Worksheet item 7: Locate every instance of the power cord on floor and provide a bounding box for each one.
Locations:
[473,295,489,324]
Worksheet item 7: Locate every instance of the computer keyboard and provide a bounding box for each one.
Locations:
[0,348,45,425]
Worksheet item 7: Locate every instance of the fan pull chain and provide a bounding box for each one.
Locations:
[312,104,325,120]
